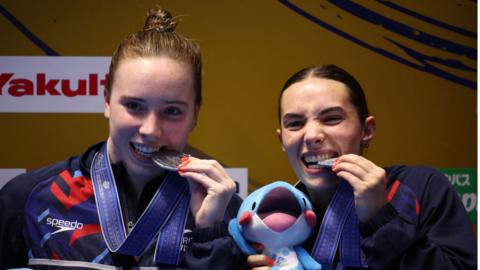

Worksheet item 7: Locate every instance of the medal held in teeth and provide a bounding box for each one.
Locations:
[152,149,189,171]
[317,158,337,168]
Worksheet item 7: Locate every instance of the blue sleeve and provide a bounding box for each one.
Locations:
[0,173,32,268]
[0,160,68,269]
[186,223,247,270]
[185,194,247,269]
[360,166,476,269]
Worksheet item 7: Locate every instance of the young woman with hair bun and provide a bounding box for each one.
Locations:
[0,6,244,269]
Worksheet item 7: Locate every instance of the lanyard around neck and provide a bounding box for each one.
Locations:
[311,181,366,270]
[91,143,190,265]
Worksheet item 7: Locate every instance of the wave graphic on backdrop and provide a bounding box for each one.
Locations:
[0,5,59,56]
[279,0,476,90]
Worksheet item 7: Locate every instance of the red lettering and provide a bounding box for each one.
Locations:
[62,79,87,97]
[37,73,60,96]
[9,79,33,96]
[0,73,107,97]
[0,73,14,95]
[89,74,98,96]
[100,74,108,89]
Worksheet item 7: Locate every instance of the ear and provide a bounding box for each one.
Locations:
[276,128,286,152]
[103,90,111,119]
[361,116,376,145]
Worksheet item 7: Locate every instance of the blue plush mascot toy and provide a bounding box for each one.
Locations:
[228,181,321,270]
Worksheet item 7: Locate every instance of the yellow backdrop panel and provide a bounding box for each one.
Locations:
[0,1,476,193]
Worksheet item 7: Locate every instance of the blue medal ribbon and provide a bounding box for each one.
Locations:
[341,205,366,267]
[311,181,366,270]
[91,143,190,265]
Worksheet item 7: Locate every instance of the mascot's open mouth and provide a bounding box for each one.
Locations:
[257,187,301,232]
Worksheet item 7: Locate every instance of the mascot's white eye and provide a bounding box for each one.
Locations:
[252,201,257,210]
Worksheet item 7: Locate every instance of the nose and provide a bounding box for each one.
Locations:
[304,121,324,148]
[139,112,162,142]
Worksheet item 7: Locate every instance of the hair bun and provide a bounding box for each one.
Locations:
[144,6,177,32]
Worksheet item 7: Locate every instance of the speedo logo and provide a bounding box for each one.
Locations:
[0,73,108,97]
[46,217,84,235]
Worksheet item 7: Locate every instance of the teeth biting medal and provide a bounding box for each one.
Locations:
[152,149,189,171]
[317,158,337,167]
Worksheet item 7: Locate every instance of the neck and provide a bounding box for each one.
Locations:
[129,170,166,198]
[111,162,165,200]
[306,184,339,212]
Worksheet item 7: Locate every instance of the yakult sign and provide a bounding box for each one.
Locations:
[0,56,110,113]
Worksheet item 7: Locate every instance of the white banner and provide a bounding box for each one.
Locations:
[0,168,26,189]
[0,56,110,113]
[225,168,249,198]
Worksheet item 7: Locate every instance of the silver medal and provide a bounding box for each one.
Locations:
[152,149,188,171]
[317,158,337,167]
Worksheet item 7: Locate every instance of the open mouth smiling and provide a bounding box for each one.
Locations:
[130,142,164,158]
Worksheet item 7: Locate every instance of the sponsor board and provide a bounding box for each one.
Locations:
[440,168,477,223]
[0,56,109,113]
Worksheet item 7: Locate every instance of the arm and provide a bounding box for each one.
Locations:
[185,194,248,269]
[0,174,31,268]
[186,222,247,270]
[178,157,247,269]
[359,166,476,269]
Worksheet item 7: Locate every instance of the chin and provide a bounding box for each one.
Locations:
[302,174,340,191]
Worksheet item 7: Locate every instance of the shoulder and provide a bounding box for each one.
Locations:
[386,165,449,186]
[0,159,70,202]
[0,158,74,236]
[385,164,455,201]
[0,142,102,205]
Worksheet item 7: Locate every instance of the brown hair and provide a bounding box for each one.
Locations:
[278,64,369,124]
[105,6,202,106]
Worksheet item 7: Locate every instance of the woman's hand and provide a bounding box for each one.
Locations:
[332,154,388,222]
[247,254,273,269]
[177,157,236,228]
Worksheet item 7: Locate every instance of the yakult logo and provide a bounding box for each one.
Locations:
[0,56,110,113]
[0,73,107,97]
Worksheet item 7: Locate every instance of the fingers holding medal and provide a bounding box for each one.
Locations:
[153,149,236,228]
[178,157,236,228]
[332,154,388,222]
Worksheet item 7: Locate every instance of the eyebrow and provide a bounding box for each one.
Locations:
[119,96,143,102]
[282,113,304,121]
[320,106,345,115]
[282,106,345,119]
[120,96,189,106]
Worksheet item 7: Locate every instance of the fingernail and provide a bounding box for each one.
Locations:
[268,258,274,266]
[332,159,339,169]
[179,160,189,167]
